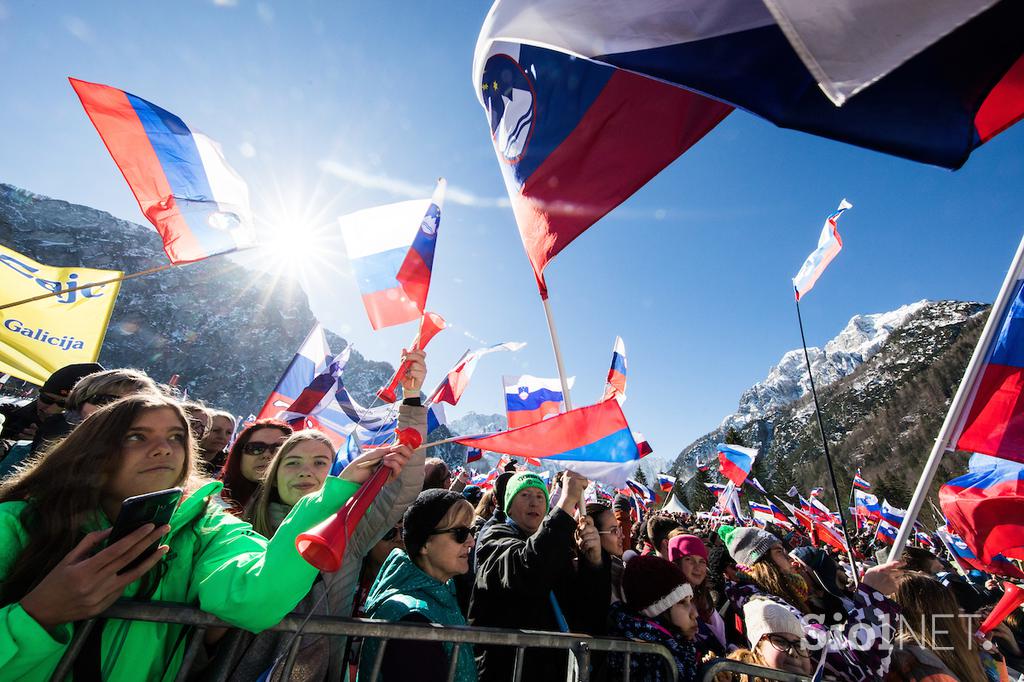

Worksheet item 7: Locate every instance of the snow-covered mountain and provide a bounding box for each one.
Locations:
[721,301,929,430]
[673,299,987,508]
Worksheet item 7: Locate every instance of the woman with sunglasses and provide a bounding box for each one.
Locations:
[360,489,479,682]
[217,419,293,514]
[0,393,412,681]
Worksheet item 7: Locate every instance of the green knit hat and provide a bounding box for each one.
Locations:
[504,472,550,512]
[718,524,780,567]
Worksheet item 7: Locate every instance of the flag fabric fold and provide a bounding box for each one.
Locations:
[940,457,1024,563]
[70,78,255,264]
[717,443,758,487]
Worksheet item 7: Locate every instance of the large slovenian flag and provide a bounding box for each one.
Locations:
[940,454,1024,563]
[503,374,574,428]
[602,337,627,404]
[792,200,852,301]
[70,78,256,264]
[339,180,445,330]
[428,341,526,406]
[950,240,1024,461]
[657,473,676,494]
[257,324,332,421]
[455,398,640,487]
[475,1,1024,171]
[473,11,730,297]
[717,443,758,487]
[854,490,882,521]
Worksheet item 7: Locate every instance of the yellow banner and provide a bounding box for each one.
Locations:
[0,244,121,385]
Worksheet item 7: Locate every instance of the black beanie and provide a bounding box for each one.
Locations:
[403,489,464,558]
[41,362,103,397]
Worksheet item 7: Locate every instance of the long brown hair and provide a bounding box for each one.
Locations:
[246,430,335,538]
[218,418,292,511]
[745,559,809,614]
[890,573,986,682]
[0,395,205,604]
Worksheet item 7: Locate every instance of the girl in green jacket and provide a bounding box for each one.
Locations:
[0,393,412,682]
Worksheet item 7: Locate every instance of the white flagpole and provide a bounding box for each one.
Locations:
[888,233,1024,561]
[541,296,574,410]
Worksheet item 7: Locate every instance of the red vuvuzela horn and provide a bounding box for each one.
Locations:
[978,581,1024,637]
[296,427,423,572]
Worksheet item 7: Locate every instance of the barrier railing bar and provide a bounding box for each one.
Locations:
[49,617,98,682]
[623,651,631,682]
[512,647,526,682]
[700,658,812,682]
[573,641,592,682]
[280,633,303,680]
[368,637,388,682]
[446,642,461,682]
[173,627,206,682]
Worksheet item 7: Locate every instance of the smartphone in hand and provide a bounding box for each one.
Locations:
[108,487,182,574]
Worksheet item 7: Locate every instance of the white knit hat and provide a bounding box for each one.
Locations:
[743,598,805,649]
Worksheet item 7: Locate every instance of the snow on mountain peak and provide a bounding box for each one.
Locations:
[720,300,930,430]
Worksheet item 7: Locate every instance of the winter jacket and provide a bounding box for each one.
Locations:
[468,510,611,682]
[360,548,477,682]
[607,601,698,682]
[727,575,899,682]
[0,475,360,681]
[214,402,428,682]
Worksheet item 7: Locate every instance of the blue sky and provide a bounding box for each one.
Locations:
[2,2,1023,466]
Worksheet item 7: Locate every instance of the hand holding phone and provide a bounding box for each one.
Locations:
[108,487,182,573]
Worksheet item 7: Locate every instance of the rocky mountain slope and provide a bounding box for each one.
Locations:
[671,300,987,509]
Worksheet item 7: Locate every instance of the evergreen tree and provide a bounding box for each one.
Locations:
[725,427,744,445]
[633,467,649,486]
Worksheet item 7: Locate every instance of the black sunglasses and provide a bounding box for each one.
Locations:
[429,526,474,544]
[87,393,123,408]
[38,394,66,408]
[242,441,282,457]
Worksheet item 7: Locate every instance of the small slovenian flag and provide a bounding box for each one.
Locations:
[466,447,483,464]
[428,341,526,406]
[657,473,676,493]
[456,398,640,488]
[854,490,881,521]
[809,487,824,498]
[626,478,655,506]
[880,499,907,526]
[257,323,332,421]
[876,519,899,544]
[792,199,852,302]
[503,374,574,429]
[717,443,758,487]
[339,180,445,330]
[749,502,775,526]
[705,482,727,498]
[602,336,627,404]
[70,78,256,264]
[853,470,872,490]
[768,501,793,527]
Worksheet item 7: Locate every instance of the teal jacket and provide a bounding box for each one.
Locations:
[360,548,477,682]
[0,476,359,681]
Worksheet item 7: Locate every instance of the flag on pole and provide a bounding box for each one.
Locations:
[503,374,574,428]
[747,477,769,496]
[339,180,445,330]
[428,341,526,406]
[940,455,1024,563]
[749,502,776,527]
[936,525,1024,580]
[602,336,627,404]
[377,312,447,402]
[275,346,353,437]
[767,501,794,527]
[473,11,730,297]
[456,398,639,487]
[853,470,873,490]
[626,479,655,506]
[0,245,121,385]
[816,521,850,553]
[257,324,332,420]
[717,443,758,487]
[657,473,676,493]
[786,486,799,497]
[466,447,483,464]
[810,487,824,498]
[876,519,899,544]
[473,1,1024,170]
[70,78,255,264]
[792,199,852,301]
[880,500,908,526]
[951,247,1024,461]
[853,490,882,521]
[705,482,727,498]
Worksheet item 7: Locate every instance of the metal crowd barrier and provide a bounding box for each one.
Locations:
[48,600,681,682]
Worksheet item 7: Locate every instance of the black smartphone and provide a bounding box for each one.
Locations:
[108,487,182,573]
